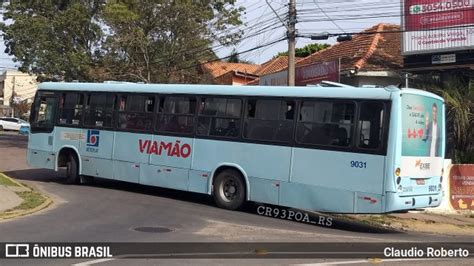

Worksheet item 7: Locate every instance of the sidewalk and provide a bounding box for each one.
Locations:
[0,185,23,212]
[0,173,51,220]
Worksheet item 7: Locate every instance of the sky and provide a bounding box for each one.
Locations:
[215,0,402,64]
[0,0,403,70]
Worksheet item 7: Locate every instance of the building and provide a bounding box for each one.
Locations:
[0,70,38,117]
[199,61,260,85]
[295,23,403,87]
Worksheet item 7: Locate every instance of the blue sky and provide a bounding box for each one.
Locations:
[215,0,401,64]
[0,0,402,70]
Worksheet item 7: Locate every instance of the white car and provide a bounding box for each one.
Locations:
[0,117,30,131]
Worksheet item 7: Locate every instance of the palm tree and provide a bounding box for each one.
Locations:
[436,86,474,163]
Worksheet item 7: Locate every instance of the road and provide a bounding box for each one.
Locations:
[0,133,472,265]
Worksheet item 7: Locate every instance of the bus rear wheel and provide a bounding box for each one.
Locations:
[213,169,246,210]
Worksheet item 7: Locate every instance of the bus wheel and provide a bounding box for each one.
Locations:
[65,154,79,184]
[213,169,246,210]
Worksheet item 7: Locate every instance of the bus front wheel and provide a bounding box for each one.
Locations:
[213,169,246,210]
[65,154,79,184]
[65,154,93,185]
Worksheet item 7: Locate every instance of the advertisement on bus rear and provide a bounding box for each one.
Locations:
[400,94,444,178]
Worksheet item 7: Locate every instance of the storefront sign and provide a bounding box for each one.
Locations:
[449,164,474,210]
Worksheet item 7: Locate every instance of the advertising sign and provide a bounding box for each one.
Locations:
[400,94,444,178]
[295,60,339,86]
[402,0,474,54]
[449,164,474,210]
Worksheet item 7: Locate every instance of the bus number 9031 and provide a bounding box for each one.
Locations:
[351,161,367,169]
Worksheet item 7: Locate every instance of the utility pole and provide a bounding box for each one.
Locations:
[288,0,296,86]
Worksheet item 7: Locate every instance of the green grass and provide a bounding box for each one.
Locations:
[13,191,46,210]
[0,173,20,187]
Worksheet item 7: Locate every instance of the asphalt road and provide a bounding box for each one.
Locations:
[0,133,472,265]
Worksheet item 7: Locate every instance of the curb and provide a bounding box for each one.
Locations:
[0,172,30,190]
[0,173,53,220]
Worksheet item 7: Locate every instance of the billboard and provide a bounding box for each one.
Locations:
[402,0,474,55]
[295,60,339,86]
[259,60,339,86]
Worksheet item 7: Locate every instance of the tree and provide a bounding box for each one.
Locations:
[1,1,244,83]
[1,1,104,81]
[227,48,253,64]
[275,43,330,58]
[100,0,244,83]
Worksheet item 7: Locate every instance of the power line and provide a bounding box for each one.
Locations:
[312,0,345,33]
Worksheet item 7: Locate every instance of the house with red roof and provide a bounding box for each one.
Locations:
[199,61,260,85]
[256,23,403,87]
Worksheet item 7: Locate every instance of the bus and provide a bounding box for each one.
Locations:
[27,82,445,213]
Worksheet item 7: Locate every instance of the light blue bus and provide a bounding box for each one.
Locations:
[27,82,445,213]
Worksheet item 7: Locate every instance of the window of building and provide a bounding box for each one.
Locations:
[296,100,354,147]
[84,93,116,128]
[58,93,84,125]
[244,99,295,142]
[118,94,155,131]
[156,96,196,134]
[358,102,385,149]
[197,97,242,138]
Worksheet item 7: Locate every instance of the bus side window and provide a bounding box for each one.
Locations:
[58,93,83,126]
[358,102,384,149]
[32,95,57,127]
[118,94,155,131]
[244,99,294,142]
[197,97,242,138]
[84,93,116,128]
[156,96,196,134]
[296,100,354,147]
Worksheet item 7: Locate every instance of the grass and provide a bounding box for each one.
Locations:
[0,173,20,187]
[13,191,46,211]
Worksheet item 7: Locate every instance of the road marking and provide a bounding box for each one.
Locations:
[293,258,442,265]
[72,258,115,266]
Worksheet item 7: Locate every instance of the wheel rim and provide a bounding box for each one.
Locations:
[220,176,239,202]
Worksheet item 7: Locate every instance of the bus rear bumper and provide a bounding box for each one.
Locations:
[384,192,443,212]
[27,149,55,170]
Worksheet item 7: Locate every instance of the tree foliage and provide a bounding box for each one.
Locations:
[1,1,104,81]
[275,43,330,58]
[1,0,244,83]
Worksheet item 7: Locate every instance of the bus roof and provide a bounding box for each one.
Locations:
[37,82,439,100]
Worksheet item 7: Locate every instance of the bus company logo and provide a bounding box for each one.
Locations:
[86,130,100,153]
[415,159,431,170]
[86,130,100,147]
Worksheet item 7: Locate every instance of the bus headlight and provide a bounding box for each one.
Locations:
[395,168,401,177]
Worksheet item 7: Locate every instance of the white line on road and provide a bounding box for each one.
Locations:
[72,258,115,266]
[293,258,443,265]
